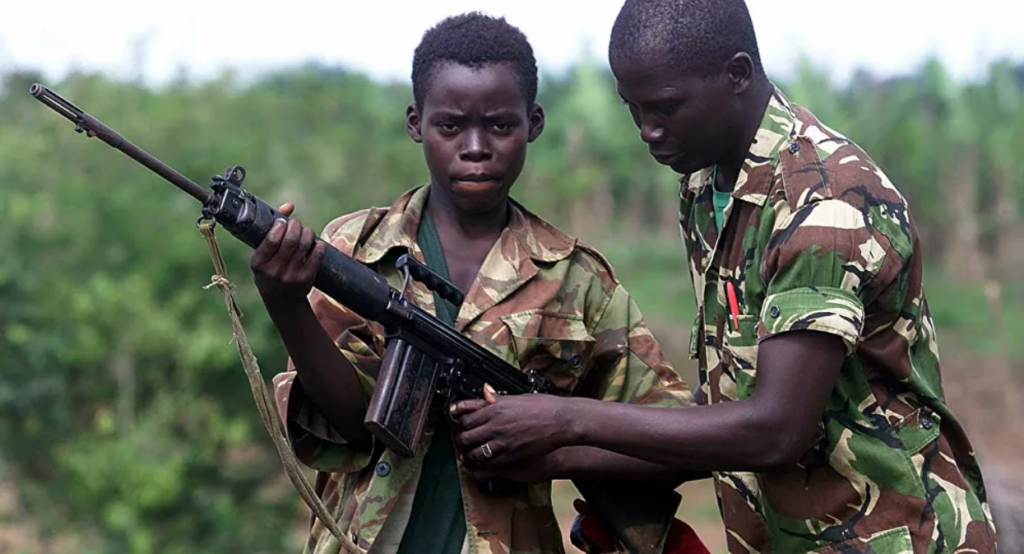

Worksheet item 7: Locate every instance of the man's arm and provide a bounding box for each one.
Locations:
[455,329,845,473]
[252,204,373,449]
[567,330,845,471]
[551,447,710,483]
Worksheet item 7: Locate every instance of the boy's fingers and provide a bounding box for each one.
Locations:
[251,219,286,267]
[276,219,303,262]
[294,226,315,264]
[277,202,295,216]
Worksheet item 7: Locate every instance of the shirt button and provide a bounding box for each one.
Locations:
[375,461,391,477]
[921,413,934,430]
[351,533,359,544]
[569,355,583,369]
[770,306,781,318]
[789,142,801,154]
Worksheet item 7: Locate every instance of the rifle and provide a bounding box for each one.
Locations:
[29,83,682,554]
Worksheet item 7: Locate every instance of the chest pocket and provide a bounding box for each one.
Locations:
[500,310,596,394]
[719,314,760,401]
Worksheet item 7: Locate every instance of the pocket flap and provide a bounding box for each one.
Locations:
[895,406,942,454]
[500,310,596,392]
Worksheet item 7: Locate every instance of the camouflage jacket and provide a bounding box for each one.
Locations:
[273,185,692,554]
[679,86,998,553]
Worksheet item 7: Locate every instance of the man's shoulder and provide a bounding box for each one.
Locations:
[781,104,908,212]
[773,103,916,251]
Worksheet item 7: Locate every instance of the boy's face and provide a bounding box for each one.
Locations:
[611,55,741,175]
[407,62,543,214]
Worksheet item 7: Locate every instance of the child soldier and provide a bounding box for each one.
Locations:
[250,12,694,554]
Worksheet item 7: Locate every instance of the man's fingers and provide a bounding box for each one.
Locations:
[454,424,496,453]
[470,468,497,482]
[482,383,498,404]
[464,440,503,464]
[251,218,287,268]
[450,399,489,417]
[455,404,495,431]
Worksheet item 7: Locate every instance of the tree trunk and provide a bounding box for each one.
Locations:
[992,164,1024,278]
[943,149,986,281]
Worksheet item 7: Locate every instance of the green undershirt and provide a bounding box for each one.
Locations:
[395,207,467,554]
[711,165,730,233]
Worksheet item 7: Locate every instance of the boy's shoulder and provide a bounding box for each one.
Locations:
[318,187,423,261]
[511,199,622,293]
[320,206,391,258]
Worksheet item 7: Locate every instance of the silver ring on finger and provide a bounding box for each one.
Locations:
[482,443,493,459]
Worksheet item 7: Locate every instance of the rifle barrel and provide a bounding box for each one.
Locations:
[29,84,212,204]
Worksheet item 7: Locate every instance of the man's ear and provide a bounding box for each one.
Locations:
[725,52,755,95]
[406,102,423,143]
[528,103,545,143]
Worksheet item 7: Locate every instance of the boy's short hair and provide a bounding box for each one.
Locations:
[412,12,538,109]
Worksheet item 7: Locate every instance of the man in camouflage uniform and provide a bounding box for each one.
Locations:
[249,13,692,554]
[451,1,1000,552]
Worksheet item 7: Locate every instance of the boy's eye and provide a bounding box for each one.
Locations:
[438,123,459,133]
[491,122,512,132]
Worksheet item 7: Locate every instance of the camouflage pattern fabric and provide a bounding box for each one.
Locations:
[273,185,693,554]
[678,86,999,553]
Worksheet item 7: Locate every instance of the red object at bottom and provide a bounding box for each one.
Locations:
[570,504,710,554]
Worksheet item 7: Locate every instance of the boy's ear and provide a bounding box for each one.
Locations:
[528,103,545,143]
[406,103,423,143]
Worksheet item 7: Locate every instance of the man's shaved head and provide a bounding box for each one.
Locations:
[609,0,763,77]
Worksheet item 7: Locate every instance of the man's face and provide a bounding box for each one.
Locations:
[408,62,543,214]
[611,55,739,175]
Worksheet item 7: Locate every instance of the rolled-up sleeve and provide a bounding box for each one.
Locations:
[272,288,385,474]
[757,198,902,355]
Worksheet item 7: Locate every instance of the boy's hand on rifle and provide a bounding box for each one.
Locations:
[250,202,327,307]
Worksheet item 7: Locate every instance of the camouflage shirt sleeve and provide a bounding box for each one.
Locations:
[580,281,694,408]
[757,196,906,354]
[271,212,385,475]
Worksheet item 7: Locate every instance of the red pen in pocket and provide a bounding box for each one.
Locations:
[726,281,741,330]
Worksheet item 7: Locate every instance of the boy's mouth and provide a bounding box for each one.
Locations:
[452,173,502,188]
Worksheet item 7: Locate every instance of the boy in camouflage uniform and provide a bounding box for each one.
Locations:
[248,12,692,554]
[451,1,1000,553]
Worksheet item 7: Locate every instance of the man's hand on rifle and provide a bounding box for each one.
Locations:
[250,203,327,308]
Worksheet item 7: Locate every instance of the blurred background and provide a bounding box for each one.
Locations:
[2,1,1023,552]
